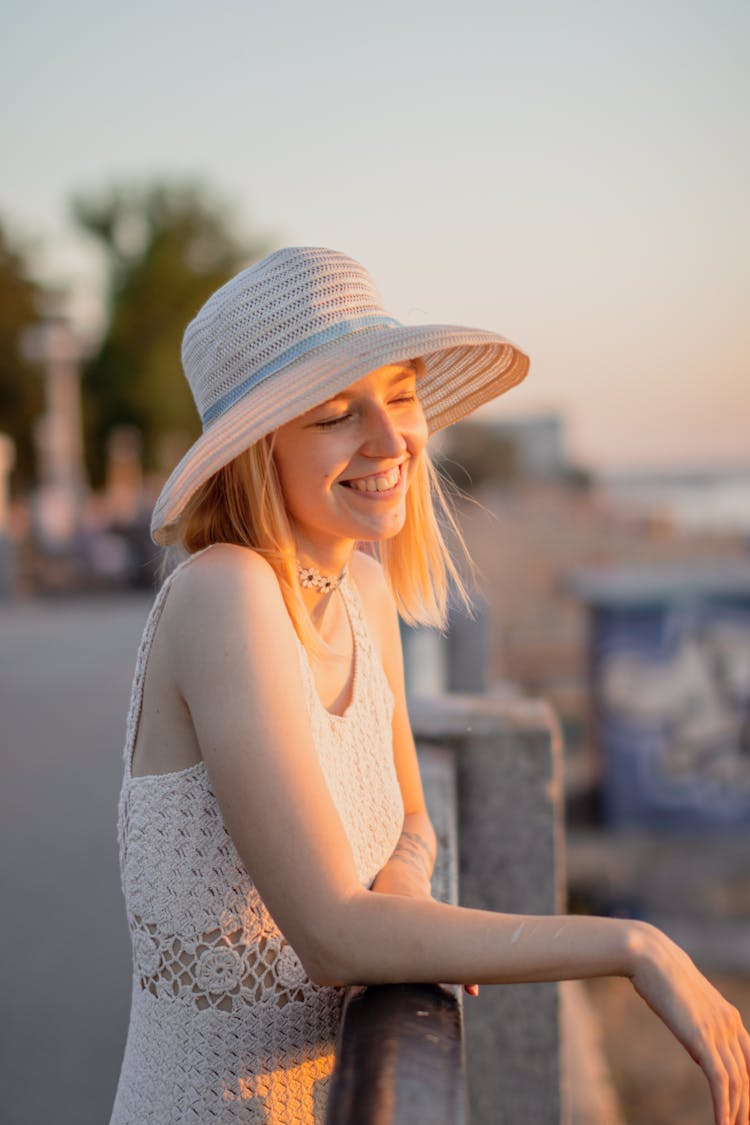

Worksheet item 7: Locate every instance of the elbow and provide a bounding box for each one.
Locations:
[302,957,353,989]
[298,934,363,989]
[296,892,369,988]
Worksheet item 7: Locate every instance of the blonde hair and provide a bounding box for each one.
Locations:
[160,419,472,652]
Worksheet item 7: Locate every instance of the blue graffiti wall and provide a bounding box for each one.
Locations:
[589,592,750,826]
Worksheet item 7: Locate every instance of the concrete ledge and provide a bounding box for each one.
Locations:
[409,691,563,742]
[411,691,567,1125]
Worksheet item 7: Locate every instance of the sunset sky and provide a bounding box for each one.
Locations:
[2,0,748,472]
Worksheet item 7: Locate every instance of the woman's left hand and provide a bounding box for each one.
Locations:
[371,863,431,900]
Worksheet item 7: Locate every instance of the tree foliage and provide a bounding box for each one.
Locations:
[0,224,45,490]
[74,182,265,485]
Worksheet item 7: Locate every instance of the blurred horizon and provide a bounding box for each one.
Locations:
[2,0,749,474]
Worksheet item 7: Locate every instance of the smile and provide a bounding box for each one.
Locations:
[341,465,402,493]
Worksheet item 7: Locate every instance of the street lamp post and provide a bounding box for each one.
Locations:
[22,318,87,554]
[0,433,16,596]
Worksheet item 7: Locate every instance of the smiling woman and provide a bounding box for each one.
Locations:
[272,364,428,565]
[109,247,750,1125]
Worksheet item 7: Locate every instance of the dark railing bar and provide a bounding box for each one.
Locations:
[326,982,465,1125]
[325,742,467,1125]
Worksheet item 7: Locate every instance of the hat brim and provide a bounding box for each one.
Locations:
[150,322,529,544]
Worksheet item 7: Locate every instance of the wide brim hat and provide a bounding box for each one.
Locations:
[151,246,530,544]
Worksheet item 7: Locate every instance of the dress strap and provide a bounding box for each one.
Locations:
[294,571,377,721]
[338,569,395,712]
[337,571,371,650]
[122,544,220,774]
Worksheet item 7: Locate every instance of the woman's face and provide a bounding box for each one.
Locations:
[272,362,428,561]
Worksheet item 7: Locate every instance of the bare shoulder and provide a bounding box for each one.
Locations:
[171,542,277,591]
[163,544,290,643]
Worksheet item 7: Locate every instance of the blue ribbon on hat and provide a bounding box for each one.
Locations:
[201,313,400,427]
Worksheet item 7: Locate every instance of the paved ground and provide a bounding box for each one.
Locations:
[0,592,152,1125]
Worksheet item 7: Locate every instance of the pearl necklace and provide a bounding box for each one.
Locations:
[296,559,348,594]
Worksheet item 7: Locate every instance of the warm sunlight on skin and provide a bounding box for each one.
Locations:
[272,363,428,574]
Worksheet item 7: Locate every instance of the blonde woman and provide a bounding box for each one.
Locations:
[110,247,750,1125]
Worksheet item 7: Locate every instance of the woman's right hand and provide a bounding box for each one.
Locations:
[629,921,750,1125]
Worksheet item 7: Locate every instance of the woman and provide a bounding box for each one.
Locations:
[111,247,749,1124]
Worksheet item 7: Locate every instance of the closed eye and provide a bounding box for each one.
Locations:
[313,390,417,428]
[315,413,351,428]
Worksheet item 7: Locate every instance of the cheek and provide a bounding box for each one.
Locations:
[273,456,309,517]
[403,424,429,488]
[275,435,316,481]
[408,414,429,456]
[275,451,338,514]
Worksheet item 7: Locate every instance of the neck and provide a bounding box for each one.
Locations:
[294,535,354,579]
[297,549,352,576]
[294,547,353,617]
[296,558,346,591]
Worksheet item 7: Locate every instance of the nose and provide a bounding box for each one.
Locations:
[360,402,408,458]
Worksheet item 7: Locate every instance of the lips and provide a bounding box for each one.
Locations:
[341,465,402,493]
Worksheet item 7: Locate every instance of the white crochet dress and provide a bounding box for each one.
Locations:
[110,549,404,1124]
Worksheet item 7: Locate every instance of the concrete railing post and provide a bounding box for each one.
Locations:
[400,595,491,698]
[409,695,567,1125]
[446,594,491,694]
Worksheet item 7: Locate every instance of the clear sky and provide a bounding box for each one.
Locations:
[2,0,748,471]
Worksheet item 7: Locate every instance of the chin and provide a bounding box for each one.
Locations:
[353,518,406,544]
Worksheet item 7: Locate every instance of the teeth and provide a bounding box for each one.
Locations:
[348,467,400,493]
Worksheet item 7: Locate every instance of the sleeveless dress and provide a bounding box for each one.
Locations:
[110,546,405,1124]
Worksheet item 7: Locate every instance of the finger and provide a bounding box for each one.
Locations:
[717,1031,749,1125]
[739,1021,750,1079]
[720,1012,750,1125]
[736,1067,749,1125]
[721,1039,743,1124]
[728,1036,749,1125]
[463,983,479,997]
[703,1049,731,1125]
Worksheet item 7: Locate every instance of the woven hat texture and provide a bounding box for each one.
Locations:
[151,246,529,543]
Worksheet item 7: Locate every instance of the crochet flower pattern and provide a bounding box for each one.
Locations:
[273,946,308,988]
[195,948,243,992]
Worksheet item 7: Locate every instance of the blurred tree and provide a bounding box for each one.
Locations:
[73,182,265,485]
[0,223,45,489]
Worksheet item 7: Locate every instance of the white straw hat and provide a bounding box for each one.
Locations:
[150,246,529,544]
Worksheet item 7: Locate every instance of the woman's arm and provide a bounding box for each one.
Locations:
[360,551,437,899]
[166,545,750,1125]
[360,553,483,989]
